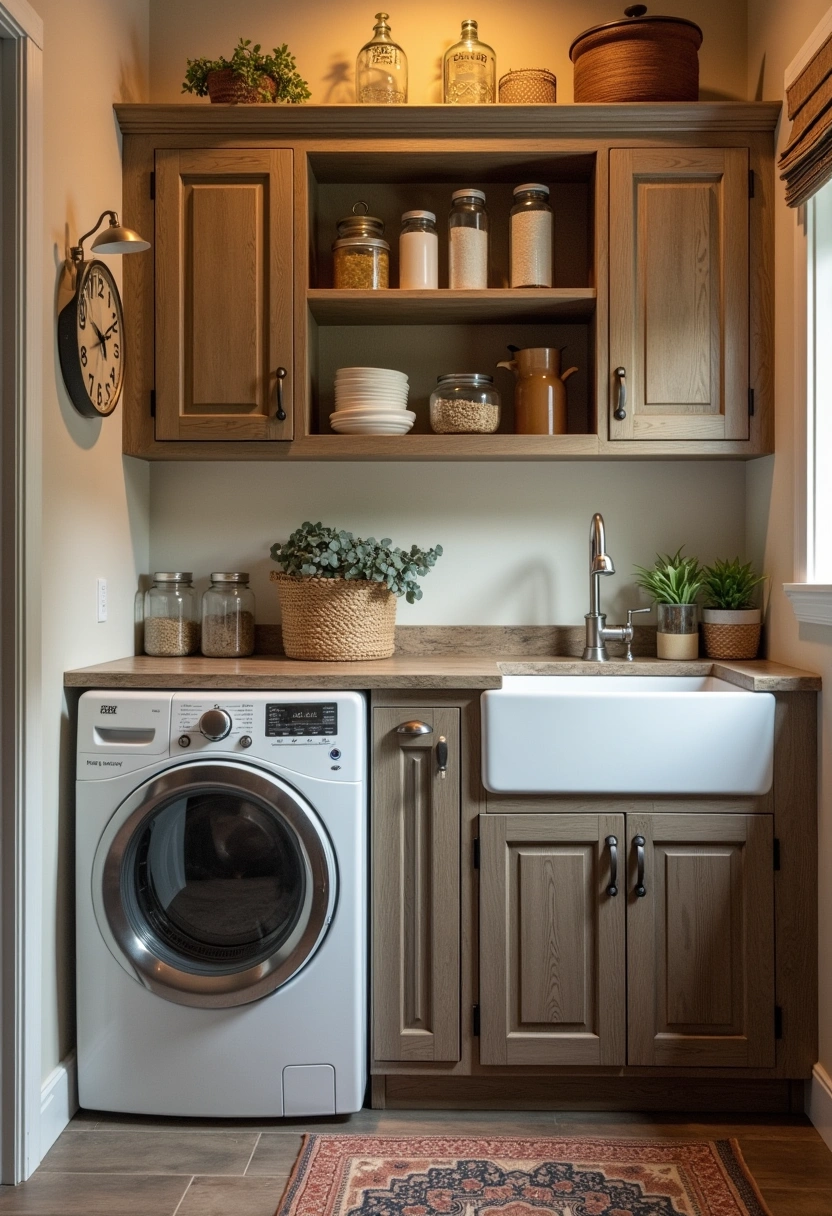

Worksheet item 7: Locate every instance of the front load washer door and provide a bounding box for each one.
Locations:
[92,762,337,1008]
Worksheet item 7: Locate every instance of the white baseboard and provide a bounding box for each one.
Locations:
[40,1051,78,1159]
[807,1062,832,1152]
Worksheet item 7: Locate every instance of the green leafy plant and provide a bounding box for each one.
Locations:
[702,557,765,610]
[271,522,443,604]
[634,548,704,605]
[182,38,311,103]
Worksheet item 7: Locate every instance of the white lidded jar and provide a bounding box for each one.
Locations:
[510,183,553,288]
[448,189,488,289]
[399,210,439,289]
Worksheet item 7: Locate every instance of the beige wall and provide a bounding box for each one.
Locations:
[149,0,748,105]
[746,0,832,1097]
[31,0,151,1082]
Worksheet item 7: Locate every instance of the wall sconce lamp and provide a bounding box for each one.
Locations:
[69,210,150,264]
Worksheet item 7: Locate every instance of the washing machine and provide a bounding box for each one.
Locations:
[75,690,367,1117]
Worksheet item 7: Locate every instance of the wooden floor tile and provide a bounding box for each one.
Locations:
[39,1128,258,1176]
[176,1176,286,1216]
[0,1172,189,1214]
[245,1134,304,1177]
[737,1137,832,1190]
[761,1187,832,1215]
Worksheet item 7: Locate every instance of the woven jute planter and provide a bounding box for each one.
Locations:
[701,608,762,661]
[206,69,277,104]
[272,572,397,661]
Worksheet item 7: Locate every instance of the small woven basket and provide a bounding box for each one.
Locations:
[701,622,762,661]
[272,572,397,661]
[206,69,277,104]
[499,69,557,104]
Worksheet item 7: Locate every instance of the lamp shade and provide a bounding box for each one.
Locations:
[91,223,150,255]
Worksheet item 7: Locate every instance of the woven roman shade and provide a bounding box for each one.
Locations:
[780,30,832,207]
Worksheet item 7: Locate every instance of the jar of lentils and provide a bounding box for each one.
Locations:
[448,189,488,288]
[201,573,256,658]
[144,573,200,657]
[430,373,501,433]
[332,203,390,289]
[510,182,553,288]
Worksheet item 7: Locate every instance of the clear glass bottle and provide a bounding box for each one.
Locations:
[510,183,553,288]
[448,189,488,289]
[356,13,408,104]
[430,373,501,433]
[443,19,496,105]
[399,210,438,289]
[144,573,200,657]
[201,573,256,658]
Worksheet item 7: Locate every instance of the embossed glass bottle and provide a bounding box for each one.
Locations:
[356,13,408,104]
[443,19,496,105]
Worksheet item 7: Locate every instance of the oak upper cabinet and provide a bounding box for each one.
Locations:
[609,148,749,442]
[627,813,775,1068]
[372,707,460,1063]
[479,813,626,1066]
[154,148,293,441]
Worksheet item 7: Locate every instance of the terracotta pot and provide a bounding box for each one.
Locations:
[206,69,277,104]
[570,5,702,103]
[701,608,762,660]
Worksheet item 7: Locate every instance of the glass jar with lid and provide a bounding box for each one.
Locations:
[356,12,408,104]
[443,19,496,104]
[430,373,501,433]
[510,183,553,288]
[144,573,200,657]
[448,189,488,289]
[399,210,438,289]
[333,202,390,289]
[201,573,256,658]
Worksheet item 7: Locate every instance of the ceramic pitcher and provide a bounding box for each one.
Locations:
[496,347,578,435]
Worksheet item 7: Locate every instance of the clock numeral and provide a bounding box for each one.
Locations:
[111,321,119,335]
[79,300,86,328]
[97,384,102,406]
[113,343,120,360]
[106,384,112,401]
[97,278,104,299]
[88,373,94,395]
[107,290,111,308]
[109,367,116,385]
[80,346,87,367]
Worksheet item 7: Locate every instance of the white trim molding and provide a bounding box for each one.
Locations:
[784,583,832,626]
[39,1054,77,1160]
[807,1062,832,1151]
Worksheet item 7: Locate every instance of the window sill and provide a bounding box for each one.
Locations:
[784,583,832,626]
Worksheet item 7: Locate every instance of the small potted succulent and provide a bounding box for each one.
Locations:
[270,521,442,661]
[701,558,766,660]
[634,549,704,661]
[182,38,310,105]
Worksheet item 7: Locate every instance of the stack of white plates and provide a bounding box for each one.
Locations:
[331,367,415,435]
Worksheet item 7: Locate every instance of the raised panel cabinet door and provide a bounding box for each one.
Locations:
[154,148,293,441]
[372,707,460,1063]
[479,813,626,1066]
[627,813,775,1068]
[609,148,749,442]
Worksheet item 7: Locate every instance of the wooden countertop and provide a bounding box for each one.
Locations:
[63,654,821,692]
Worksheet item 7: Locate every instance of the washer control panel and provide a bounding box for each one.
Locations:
[266,702,337,743]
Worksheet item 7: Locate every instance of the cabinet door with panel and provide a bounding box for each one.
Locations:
[479,813,626,1066]
[372,707,460,1063]
[627,813,775,1068]
[154,148,293,441]
[609,147,749,442]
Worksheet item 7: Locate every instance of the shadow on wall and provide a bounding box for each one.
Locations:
[322,56,353,103]
[52,239,102,451]
[118,24,149,103]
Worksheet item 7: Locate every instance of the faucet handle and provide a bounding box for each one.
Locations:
[624,607,651,661]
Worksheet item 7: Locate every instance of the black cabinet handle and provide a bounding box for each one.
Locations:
[634,834,647,897]
[614,366,627,420]
[606,834,618,896]
[436,735,448,780]
[275,366,287,421]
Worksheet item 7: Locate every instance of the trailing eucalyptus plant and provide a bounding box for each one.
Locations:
[702,557,765,610]
[271,522,443,604]
[634,549,704,605]
[182,38,311,103]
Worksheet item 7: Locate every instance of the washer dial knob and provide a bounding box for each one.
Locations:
[198,708,232,741]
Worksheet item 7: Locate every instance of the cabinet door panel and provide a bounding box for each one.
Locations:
[155,148,293,441]
[610,148,748,441]
[372,708,460,1063]
[627,813,774,1068]
[480,813,626,1066]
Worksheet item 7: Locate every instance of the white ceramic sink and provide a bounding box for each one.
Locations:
[481,675,775,796]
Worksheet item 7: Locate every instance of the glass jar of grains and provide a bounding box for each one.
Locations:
[144,573,200,657]
[448,189,488,289]
[201,573,256,658]
[510,183,553,288]
[399,210,439,289]
[332,203,390,289]
[430,373,501,433]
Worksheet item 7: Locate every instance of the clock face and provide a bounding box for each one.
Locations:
[58,260,125,417]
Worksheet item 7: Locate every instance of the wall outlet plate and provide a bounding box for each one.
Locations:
[96,578,108,623]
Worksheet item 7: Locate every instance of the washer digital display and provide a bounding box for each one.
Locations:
[265,703,338,738]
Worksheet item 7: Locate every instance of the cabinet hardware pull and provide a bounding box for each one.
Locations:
[634,834,647,897]
[605,834,618,896]
[437,735,448,779]
[614,366,627,420]
[396,720,432,736]
[275,366,287,421]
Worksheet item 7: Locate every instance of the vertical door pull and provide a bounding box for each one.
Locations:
[634,834,647,897]
[436,735,448,779]
[275,366,287,421]
[614,366,627,420]
[605,834,619,896]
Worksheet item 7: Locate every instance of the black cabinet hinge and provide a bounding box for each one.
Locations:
[150,171,155,200]
[473,1004,480,1037]
[775,1005,783,1039]
[773,838,781,871]
[749,169,755,198]
[150,389,156,418]
[473,837,480,869]
[748,388,755,417]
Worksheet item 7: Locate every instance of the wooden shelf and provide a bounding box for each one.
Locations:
[307,288,597,325]
[298,433,601,459]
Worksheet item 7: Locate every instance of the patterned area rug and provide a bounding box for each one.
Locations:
[276,1135,772,1216]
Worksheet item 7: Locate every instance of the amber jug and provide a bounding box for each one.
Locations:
[496,347,578,435]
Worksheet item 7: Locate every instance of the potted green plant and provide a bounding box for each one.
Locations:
[182,38,311,105]
[701,558,766,660]
[270,522,443,661]
[634,549,704,660]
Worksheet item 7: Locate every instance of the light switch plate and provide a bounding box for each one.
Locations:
[96,578,108,623]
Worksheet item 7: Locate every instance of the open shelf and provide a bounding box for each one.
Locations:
[307,288,597,325]
[298,433,601,459]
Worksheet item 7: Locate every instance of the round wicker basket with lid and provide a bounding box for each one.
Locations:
[570,5,702,103]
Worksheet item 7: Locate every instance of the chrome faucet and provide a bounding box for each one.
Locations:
[582,513,649,661]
